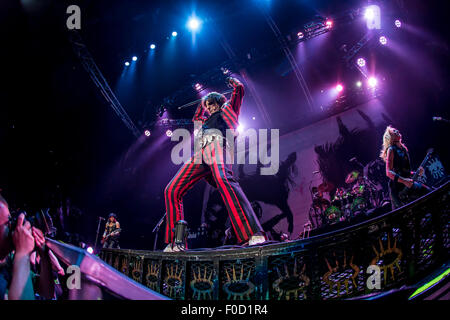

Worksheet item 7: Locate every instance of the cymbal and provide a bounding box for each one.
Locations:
[318,181,334,193]
[345,171,360,184]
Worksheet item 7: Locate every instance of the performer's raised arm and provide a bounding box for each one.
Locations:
[192,102,206,123]
[227,77,244,115]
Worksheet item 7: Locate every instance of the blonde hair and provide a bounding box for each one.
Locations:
[380,125,408,162]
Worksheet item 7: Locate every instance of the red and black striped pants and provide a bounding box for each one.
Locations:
[164,139,263,244]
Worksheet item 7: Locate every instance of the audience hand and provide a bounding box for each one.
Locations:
[12,213,35,257]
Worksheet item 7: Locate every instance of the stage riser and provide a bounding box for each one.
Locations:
[101,182,450,300]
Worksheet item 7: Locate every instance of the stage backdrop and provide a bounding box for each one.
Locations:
[200,99,393,240]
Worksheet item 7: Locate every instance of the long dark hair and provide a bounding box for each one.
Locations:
[202,92,226,108]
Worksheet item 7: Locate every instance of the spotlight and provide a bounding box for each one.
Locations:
[166,129,173,137]
[395,19,401,28]
[364,7,375,20]
[335,84,343,92]
[187,17,201,32]
[132,56,138,61]
[368,77,378,88]
[150,44,156,50]
[87,247,94,254]
[379,36,387,45]
[194,83,203,91]
[144,130,151,137]
[172,31,178,37]
[252,116,256,120]
[357,58,366,67]
[356,81,362,88]
[237,124,245,133]
[297,31,304,39]
[325,20,333,29]
[124,61,130,66]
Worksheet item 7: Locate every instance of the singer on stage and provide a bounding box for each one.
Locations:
[163,77,266,252]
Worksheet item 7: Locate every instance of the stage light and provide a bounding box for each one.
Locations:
[368,77,378,88]
[187,17,201,32]
[297,31,304,39]
[150,44,156,50]
[124,61,130,66]
[325,20,333,29]
[132,56,138,61]
[356,81,362,88]
[237,124,244,133]
[172,31,178,37]
[252,116,256,120]
[335,84,343,92]
[87,247,93,254]
[364,7,375,20]
[357,58,366,67]
[379,36,387,45]
[194,83,203,92]
[144,130,151,137]
[364,5,381,30]
[166,129,173,137]
[221,67,230,75]
[395,19,401,28]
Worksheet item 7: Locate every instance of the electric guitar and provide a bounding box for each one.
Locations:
[398,148,433,202]
[101,228,121,244]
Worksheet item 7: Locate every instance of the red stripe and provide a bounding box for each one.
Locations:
[172,160,197,223]
[165,159,194,242]
[215,140,253,237]
[209,141,250,241]
[204,143,244,242]
[222,106,238,127]
[223,103,238,123]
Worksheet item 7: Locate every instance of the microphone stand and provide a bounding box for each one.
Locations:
[152,212,166,251]
[94,217,105,253]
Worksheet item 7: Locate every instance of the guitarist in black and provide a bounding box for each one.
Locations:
[380,126,430,209]
[102,213,121,249]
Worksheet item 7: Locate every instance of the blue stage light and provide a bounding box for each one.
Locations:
[132,56,138,61]
[125,61,130,66]
[150,44,156,50]
[187,17,201,31]
[172,31,178,37]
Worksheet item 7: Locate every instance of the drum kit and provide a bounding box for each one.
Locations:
[310,167,384,228]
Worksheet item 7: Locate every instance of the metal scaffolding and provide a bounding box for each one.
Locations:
[68,30,141,138]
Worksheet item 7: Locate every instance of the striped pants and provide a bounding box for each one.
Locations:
[164,139,263,244]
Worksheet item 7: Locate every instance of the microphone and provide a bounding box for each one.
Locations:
[433,116,450,123]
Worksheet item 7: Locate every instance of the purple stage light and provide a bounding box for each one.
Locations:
[194,83,203,91]
[166,129,173,137]
[325,20,333,29]
[87,247,93,254]
[368,77,378,88]
[335,84,343,92]
[144,130,151,137]
[297,32,304,39]
[237,124,245,133]
[357,58,366,67]
[395,20,401,28]
[379,36,387,45]
[356,81,362,88]
[364,7,375,20]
